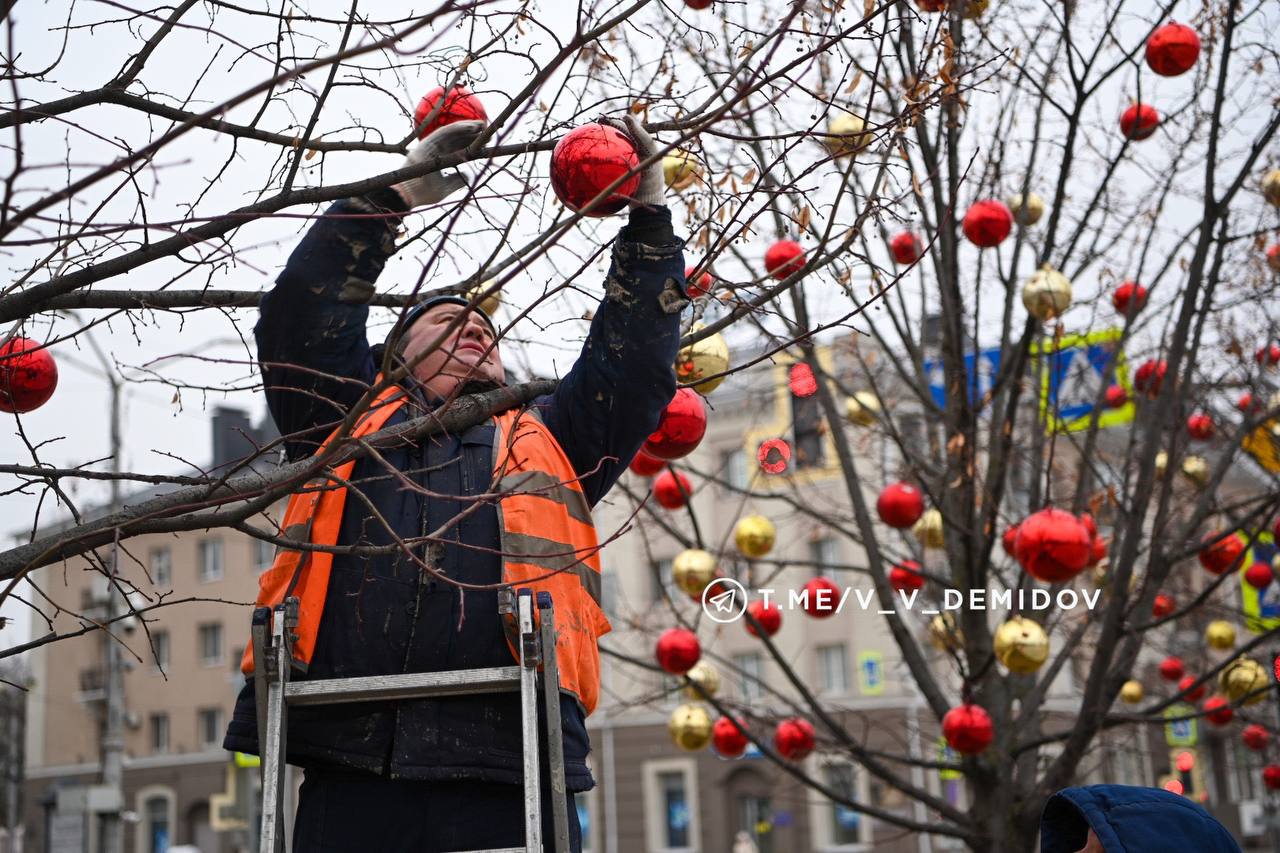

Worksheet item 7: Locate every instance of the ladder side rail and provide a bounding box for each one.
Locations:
[536,592,570,853]
[517,589,542,852]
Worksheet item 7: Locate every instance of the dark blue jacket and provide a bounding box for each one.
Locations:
[1040,785,1242,852]
[223,188,686,792]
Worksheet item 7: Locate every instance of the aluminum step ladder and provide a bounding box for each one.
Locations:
[251,587,571,853]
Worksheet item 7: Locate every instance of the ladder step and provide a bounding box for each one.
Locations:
[284,666,522,706]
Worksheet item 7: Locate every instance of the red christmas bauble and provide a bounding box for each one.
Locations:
[1256,342,1280,366]
[1146,23,1201,77]
[1204,695,1233,726]
[1152,593,1176,618]
[877,482,925,528]
[1267,244,1280,273]
[1186,413,1215,441]
[774,717,815,761]
[890,560,926,592]
[1120,104,1160,141]
[788,363,818,398]
[1243,724,1270,751]
[1238,392,1257,413]
[684,0,714,8]
[1159,656,1185,682]
[890,231,924,265]
[644,388,707,460]
[652,469,693,509]
[1133,359,1167,396]
[629,448,666,477]
[1264,765,1280,791]
[1002,525,1019,557]
[1013,508,1092,582]
[757,438,792,474]
[1245,562,1274,590]
[550,123,641,216]
[961,200,1013,248]
[745,598,782,637]
[413,86,488,140]
[655,627,701,674]
[1179,676,1205,702]
[712,716,750,757]
[1199,530,1244,575]
[684,265,714,298]
[1104,384,1129,408]
[801,577,840,618]
[0,337,58,414]
[1112,281,1148,316]
[764,240,806,280]
[942,703,994,755]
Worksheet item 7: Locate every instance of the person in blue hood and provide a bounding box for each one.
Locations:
[1040,784,1242,852]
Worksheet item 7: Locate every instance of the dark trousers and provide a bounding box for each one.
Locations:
[292,769,583,852]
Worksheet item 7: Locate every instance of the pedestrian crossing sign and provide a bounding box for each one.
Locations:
[1031,329,1134,433]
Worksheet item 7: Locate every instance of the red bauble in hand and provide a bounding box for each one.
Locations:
[764,240,806,280]
[644,388,707,460]
[1013,508,1092,582]
[655,628,701,674]
[774,717,815,761]
[1112,281,1147,316]
[1120,104,1160,141]
[1158,656,1184,682]
[1198,530,1244,575]
[745,599,782,637]
[962,200,1013,248]
[652,469,693,509]
[629,448,665,477]
[942,703,994,755]
[890,231,924,264]
[712,717,750,757]
[1146,23,1201,77]
[413,86,487,139]
[801,577,840,618]
[0,337,58,414]
[550,123,641,216]
[877,482,925,528]
[890,560,926,592]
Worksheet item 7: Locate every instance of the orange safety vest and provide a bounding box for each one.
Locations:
[239,384,612,715]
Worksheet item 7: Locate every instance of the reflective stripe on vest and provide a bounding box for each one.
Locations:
[240,390,611,716]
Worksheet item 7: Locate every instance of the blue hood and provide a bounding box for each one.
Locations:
[1040,785,1241,852]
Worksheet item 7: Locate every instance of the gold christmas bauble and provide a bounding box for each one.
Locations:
[928,612,963,651]
[993,616,1049,674]
[663,151,703,191]
[668,703,713,751]
[844,391,882,426]
[1006,192,1045,226]
[1181,455,1209,486]
[673,549,718,600]
[914,509,945,549]
[1021,265,1073,322]
[1263,168,1280,207]
[1120,679,1144,704]
[825,112,872,157]
[1220,657,1268,705]
[1205,620,1237,651]
[735,514,777,559]
[682,661,721,699]
[675,324,730,394]
[468,279,502,316]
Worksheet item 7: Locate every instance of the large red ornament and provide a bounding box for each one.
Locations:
[890,232,924,265]
[1186,413,1214,441]
[1133,359,1167,396]
[1245,562,1274,590]
[1179,676,1205,703]
[629,448,666,477]
[890,560,926,592]
[1112,281,1147,316]
[745,599,782,637]
[1152,593,1176,618]
[655,628,701,674]
[712,717,750,757]
[764,240,806,280]
[0,337,58,414]
[1146,23,1201,77]
[1104,384,1128,409]
[644,388,707,460]
[1199,531,1244,575]
[1264,766,1280,791]
[801,577,840,618]
[1256,342,1280,367]
[1120,104,1160,141]
[1013,508,1092,582]
[550,123,641,216]
[652,469,693,509]
[961,200,1013,248]
[1203,695,1233,726]
[1159,656,1185,682]
[877,482,925,528]
[774,718,815,761]
[1243,724,1270,751]
[942,704,994,755]
[684,265,714,299]
[413,86,488,140]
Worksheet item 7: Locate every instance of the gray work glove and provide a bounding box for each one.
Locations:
[392,120,486,209]
[603,114,665,209]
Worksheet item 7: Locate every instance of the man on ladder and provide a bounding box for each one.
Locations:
[222,112,685,852]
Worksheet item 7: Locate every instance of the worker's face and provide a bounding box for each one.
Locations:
[1075,829,1104,853]
[401,303,504,398]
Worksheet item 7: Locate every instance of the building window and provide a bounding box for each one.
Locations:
[816,761,864,848]
[136,787,175,853]
[149,713,169,754]
[736,793,775,853]
[197,707,223,749]
[198,538,223,583]
[254,537,274,572]
[651,558,673,603]
[198,622,223,666]
[643,759,698,853]
[149,547,171,587]
[733,651,763,702]
[818,644,849,694]
[810,536,840,577]
[791,387,826,469]
[151,630,170,670]
[720,448,748,492]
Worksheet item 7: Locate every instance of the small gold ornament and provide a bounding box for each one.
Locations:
[914,509,945,549]
[1021,265,1073,322]
[468,279,501,316]
[1263,168,1280,207]
[1205,620,1237,651]
[1006,193,1045,226]
[735,514,777,558]
[825,112,872,157]
[1120,679,1144,704]
[663,151,703,191]
[673,549,718,600]
[844,391,882,426]
[682,661,721,699]
[1181,455,1209,486]
[1220,657,1268,705]
[675,324,730,394]
[668,703,713,751]
[1154,451,1169,478]
[993,616,1049,674]
[928,612,963,651]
